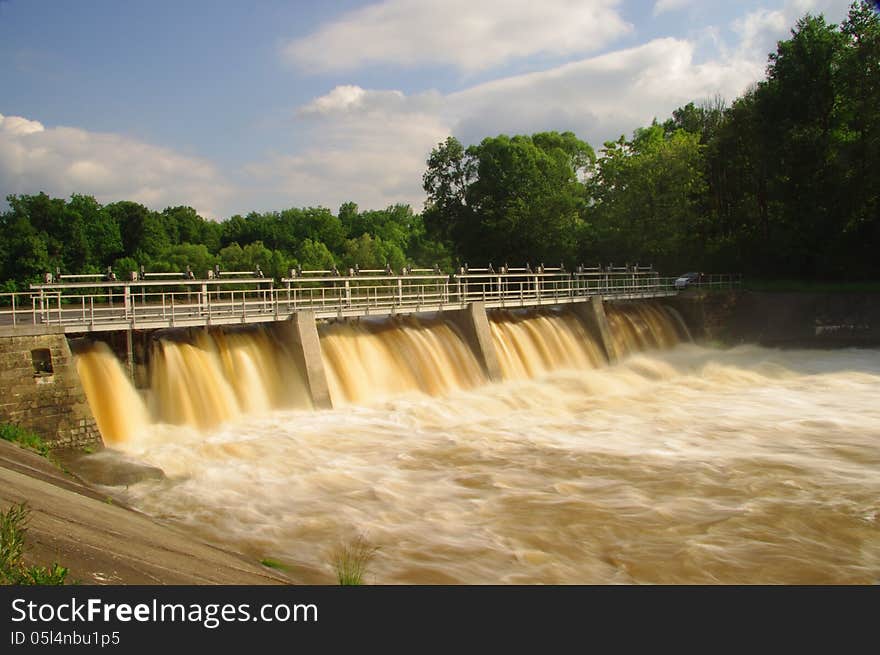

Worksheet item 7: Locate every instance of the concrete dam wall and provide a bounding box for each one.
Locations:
[669,290,880,348]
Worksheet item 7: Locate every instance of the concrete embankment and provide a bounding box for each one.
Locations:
[668,289,880,348]
[0,440,293,585]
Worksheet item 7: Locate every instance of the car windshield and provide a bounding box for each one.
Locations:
[680,272,698,278]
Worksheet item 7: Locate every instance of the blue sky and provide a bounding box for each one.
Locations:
[0,0,856,218]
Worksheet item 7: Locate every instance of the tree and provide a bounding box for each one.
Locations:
[423,132,592,265]
[296,239,336,270]
[105,201,169,263]
[422,136,475,251]
[72,195,122,265]
[587,125,707,271]
[158,243,217,277]
[836,1,880,277]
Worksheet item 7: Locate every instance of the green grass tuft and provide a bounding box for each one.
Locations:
[260,557,290,572]
[0,423,50,457]
[1,502,68,586]
[331,534,379,586]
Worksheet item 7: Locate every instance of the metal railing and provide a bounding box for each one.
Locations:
[0,270,741,332]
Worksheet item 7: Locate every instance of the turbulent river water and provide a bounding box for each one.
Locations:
[74,305,880,584]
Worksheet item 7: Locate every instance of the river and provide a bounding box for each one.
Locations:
[74,309,880,583]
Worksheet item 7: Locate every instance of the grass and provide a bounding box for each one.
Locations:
[260,557,290,572]
[1,502,68,585]
[0,423,50,457]
[330,534,379,585]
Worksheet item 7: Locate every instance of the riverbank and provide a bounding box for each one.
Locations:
[669,289,880,348]
[0,439,293,584]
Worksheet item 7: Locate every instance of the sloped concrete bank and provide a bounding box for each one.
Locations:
[668,289,880,347]
[0,440,293,585]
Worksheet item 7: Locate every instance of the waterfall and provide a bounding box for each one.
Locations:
[74,341,150,444]
[489,310,606,379]
[72,301,688,444]
[320,316,486,405]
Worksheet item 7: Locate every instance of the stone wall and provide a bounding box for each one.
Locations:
[0,326,101,448]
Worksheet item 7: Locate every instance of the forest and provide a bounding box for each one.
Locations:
[1,2,877,289]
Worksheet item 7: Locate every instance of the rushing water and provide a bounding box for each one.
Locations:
[320,316,486,405]
[73,305,880,584]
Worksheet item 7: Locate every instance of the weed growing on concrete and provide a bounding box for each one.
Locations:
[0,423,49,457]
[331,534,379,585]
[0,502,68,585]
[260,557,290,571]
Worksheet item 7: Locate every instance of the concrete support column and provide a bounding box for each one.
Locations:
[575,296,617,363]
[289,310,332,409]
[125,329,134,382]
[451,302,502,382]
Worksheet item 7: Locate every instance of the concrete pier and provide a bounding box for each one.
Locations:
[574,296,617,363]
[288,310,332,409]
[450,302,503,382]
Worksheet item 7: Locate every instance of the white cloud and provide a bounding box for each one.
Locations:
[732,8,789,60]
[731,0,852,66]
[0,114,44,136]
[246,34,764,211]
[283,0,632,73]
[244,88,450,210]
[653,0,695,16]
[0,113,230,218]
[447,37,761,147]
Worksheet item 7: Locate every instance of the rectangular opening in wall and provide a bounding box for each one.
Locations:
[32,348,53,375]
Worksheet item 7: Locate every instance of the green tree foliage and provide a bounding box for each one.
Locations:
[423,131,593,266]
[587,125,707,272]
[296,239,336,270]
[702,2,880,278]
[422,136,476,254]
[0,193,449,285]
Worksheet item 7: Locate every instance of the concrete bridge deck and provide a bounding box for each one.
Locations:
[1,270,736,334]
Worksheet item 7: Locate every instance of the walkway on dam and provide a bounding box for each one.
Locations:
[0,266,739,334]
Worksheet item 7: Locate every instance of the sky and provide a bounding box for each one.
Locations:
[0,0,858,219]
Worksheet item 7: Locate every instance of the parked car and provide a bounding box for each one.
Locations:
[674,272,703,290]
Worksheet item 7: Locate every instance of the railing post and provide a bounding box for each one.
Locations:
[11,293,15,327]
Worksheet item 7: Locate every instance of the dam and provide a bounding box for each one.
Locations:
[0,265,712,442]
[1,267,878,584]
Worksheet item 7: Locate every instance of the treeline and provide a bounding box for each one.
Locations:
[0,196,450,290]
[424,2,879,279]
[1,2,877,287]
